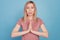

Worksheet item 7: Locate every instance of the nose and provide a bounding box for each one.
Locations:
[29,8,32,11]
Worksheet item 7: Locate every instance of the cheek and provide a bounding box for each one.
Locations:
[26,9,29,12]
[31,9,35,14]
[26,9,29,15]
[32,9,35,12]
[26,9,35,12]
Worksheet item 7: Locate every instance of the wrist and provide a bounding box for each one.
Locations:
[26,29,30,33]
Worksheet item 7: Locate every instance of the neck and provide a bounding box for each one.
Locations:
[28,16,33,21]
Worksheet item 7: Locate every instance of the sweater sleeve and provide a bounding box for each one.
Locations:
[38,18,44,26]
[17,18,22,25]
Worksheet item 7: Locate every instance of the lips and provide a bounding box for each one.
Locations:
[28,12,32,14]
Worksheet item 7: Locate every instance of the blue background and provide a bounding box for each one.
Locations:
[0,0,60,40]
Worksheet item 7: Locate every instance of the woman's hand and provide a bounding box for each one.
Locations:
[28,21,35,33]
[27,20,40,35]
[28,20,35,33]
[27,21,32,32]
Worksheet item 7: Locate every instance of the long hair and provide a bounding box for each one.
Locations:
[22,1,38,23]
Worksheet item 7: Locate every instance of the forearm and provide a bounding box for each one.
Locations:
[32,31,48,38]
[11,31,28,38]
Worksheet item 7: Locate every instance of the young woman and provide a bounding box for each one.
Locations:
[11,1,48,40]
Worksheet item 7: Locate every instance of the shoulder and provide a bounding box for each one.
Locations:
[37,17,44,25]
[37,17,42,21]
[19,17,23,21]
[17,17,23,23]
[17,17,23,25]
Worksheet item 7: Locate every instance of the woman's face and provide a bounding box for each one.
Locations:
[26,3,35,16]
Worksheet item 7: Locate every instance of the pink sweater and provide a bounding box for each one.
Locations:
[17,18,43,40]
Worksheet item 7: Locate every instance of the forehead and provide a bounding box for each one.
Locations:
[26,3,34,7]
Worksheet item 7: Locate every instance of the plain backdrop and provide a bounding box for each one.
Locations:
[0,0,60,40]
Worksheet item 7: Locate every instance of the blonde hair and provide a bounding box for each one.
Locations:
[22,1,38,23]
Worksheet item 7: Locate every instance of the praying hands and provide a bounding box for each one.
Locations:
[28,21,48,38]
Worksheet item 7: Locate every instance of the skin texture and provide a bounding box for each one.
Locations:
[26,3,35,16]
[11,2,48,38]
